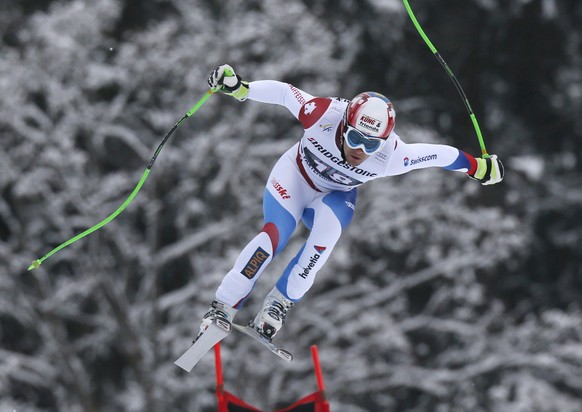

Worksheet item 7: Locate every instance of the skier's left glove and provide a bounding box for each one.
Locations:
[207,64,249,101]
[468,154,504,185]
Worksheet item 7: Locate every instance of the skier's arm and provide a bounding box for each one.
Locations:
[247,80,315,120]
[207,64,314,120]
[386,139,504,185]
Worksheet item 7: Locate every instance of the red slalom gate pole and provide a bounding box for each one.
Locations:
[311,345,331,412]
[311,345,325,391]
[214,343,226,412]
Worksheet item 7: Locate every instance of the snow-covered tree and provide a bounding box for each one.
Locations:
[1,0,581,411]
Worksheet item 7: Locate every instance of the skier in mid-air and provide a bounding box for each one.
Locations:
[195,64,503,343]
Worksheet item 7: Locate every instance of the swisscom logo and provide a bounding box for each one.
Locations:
[404,154,437,167]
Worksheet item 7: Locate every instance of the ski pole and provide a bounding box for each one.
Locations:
[402,0,490,158]
[28,90,214,271]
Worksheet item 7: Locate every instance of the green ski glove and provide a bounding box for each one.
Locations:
[469,154,504,185]
[207,64,249,101]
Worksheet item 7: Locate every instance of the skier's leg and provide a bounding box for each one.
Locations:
[254,189,357,339]
[214,152,315,308]
[197,165,307,339]
[279,189,357,300]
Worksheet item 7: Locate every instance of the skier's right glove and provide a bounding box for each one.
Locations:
[468,154,504,185]
[207,64,249,101]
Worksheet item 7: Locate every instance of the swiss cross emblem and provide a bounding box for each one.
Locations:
[303,102,317,115]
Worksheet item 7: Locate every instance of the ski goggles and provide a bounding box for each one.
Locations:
[343,125,387,155]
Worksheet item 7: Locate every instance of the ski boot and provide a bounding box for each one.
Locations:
[195,300,237,343]
[251,287,294,341]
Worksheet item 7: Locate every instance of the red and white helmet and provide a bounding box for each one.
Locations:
[345,92,396,139]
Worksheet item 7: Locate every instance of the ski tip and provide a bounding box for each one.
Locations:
[174,360,194,373]
[28,260,41,271]
[278,350,293,362]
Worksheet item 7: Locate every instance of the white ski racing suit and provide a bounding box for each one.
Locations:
[215,81,477,306]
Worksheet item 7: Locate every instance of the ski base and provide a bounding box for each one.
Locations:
[231,323,293,362]
[174,318,231,372]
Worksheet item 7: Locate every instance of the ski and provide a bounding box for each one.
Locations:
[174,318,231,372]
[231,323,293,362]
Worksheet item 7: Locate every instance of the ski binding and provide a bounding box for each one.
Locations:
[231,322,293,362]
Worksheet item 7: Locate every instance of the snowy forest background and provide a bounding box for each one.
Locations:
[1,0,582,411]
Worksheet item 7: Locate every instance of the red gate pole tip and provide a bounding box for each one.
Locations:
[311,345,326,391]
